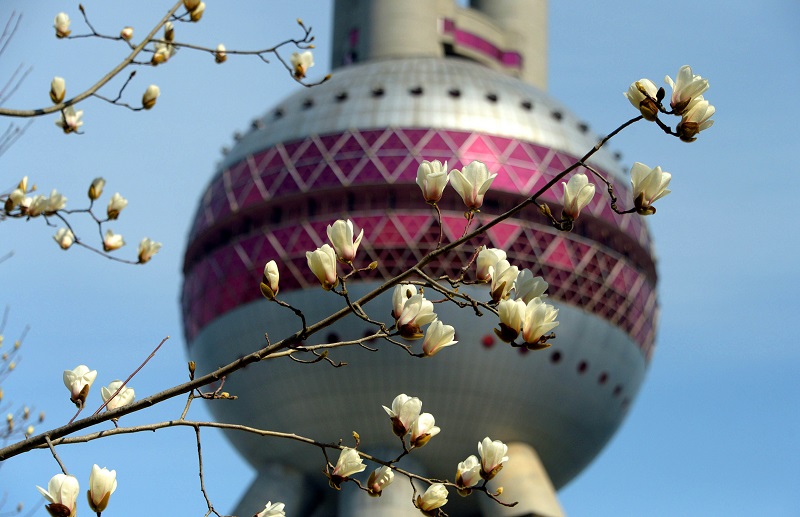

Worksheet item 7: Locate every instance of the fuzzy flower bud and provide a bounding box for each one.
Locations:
[215,44,227,63]
[53,228,75,250]
[88,177,105,200]
[189,2,205,22]
[142,85,160,110]
[260,260,280,300]
[120,26,133,40]
[50,77,66,104]
[54,13,71,38]
[163,21,174,42]
[183,0,201,9]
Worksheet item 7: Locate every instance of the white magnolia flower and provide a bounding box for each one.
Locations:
[215,43,227,63]
[515,269,548,304]
[561,172,595,220]
[476,247,506,282]
[416,483,448,512]
[478,437,509,481]
[630,162,672,215]
[676,96,715,142]
[101,380,135,411]
[416,160,449,204]
[367,465,394,496]
[152,41,176,65]
[54,13,71,38]
[391,284,417,320]
[137,238,162,264]
[55,106,83,134]
[256,501,286,517]
[306,244,338,290]
[88,177,105,200]
[495,298,526,343]
[63,365,97,407]
[46,189,67,213]
[142,84,160,110]
[665,65,709,114]
[455,455,482,490]
[36,474,79,517]
[396,293,437,339]
[103,230,125,252]
[290,50,314,79]
[521,297,559,347]
[163,21,175,42]
[27,195,48,217]
[327,219,364,263]
[53,228,75,250]
[88,464,117,513]
[422,319,457,357]
[489,259,518,302]
[624,78,659,121]
[382,393,422,437]
[449,160,497,211]
[120,26,134,40]
[329,447,366,489]
[410,412,440,448]
[50,77,66,104]
[106,192,128,220]
[260,260,280,299]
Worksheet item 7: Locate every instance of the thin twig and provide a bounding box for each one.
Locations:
[45,436,68,475]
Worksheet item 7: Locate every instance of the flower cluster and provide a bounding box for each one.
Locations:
[62,365,135,413]
[416,159,498,213]
[454,437,509,494]
[391,285,458,355]
[383,394,441,448]
[37,465,117,517]
[625,65,714,142]
[306,219,366,290]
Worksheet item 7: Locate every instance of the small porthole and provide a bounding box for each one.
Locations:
[335,91,348,102]
[409,86,424,96]
[521,100,533,110]
[486,93,498,102]
[577,360,588,374]
[448,88,461,98]
[372,87,385,97]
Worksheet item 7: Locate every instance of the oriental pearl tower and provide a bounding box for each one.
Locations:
[181,1,659,515]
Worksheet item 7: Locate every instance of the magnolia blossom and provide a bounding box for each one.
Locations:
[422,319,457,357]
[120,26,134,40]
[382,393,422,437]
[27,195,48,217]
[624,78,660,120]
[54,13,71,38]
[101,380,135,411]
[561,172,595,220]
[396,293,437,339]
[391,284,417,319]
[327,219,364,263]
[256,501,286,517]
[478,437,509,480]
[103,230,125,252]
[189,2,206,22]
[329,447,366,489]
[489,259,518,302]
[476,247,506,281]
[88,177,106,200]
[416,483,448,512]
[152,42,176,65]
[416,160,449,203]
[495,298,526,343]
[55,106,83,134]
[107,193,128,220]
[676,97,715,142]
[53,228,75,250]
[449,160,497,211]
[215,43,227,63]
[184,0,201,9]
[138,238,162,264]
[87,464,117,513]
[260,260,280,299]
[164,21,175,42]
[521,297,559,347]
[455,455,482,490]
[410,412,440,448]
[142,84,160,110]
[46,189,67,213]
[630,162,672,215]
[50,77,66,104]
[36,474,79,517]
[665,65,709,114]
[367,466,394,497]
[515,269,548,304]
[4,188,24,211]
[306,244,338,290]
[291,50,314,79]
[63,365,97,407]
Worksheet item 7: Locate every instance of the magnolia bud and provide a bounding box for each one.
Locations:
[120,26,133,40]
[190,2,205,21]
[183,0,200,10]
[164,21,174,42]
[215,44,227,63]
[49,77,66,104]
[88,177,105,200]
[142,84,160,110]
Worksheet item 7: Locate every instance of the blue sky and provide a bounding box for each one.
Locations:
[1,1,798,516]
